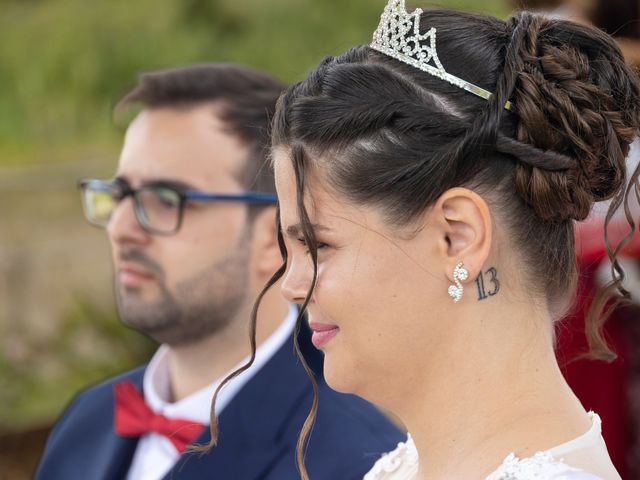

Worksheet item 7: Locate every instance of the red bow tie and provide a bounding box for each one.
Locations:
[114,381,206,453]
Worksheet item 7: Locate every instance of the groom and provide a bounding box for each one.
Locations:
[36,63,402,480]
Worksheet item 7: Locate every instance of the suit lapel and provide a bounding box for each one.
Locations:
[168,324,321,479]
[74,369,144,480]
[94,432,139,480]
[102,370,144,480]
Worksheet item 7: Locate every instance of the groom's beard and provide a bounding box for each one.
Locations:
[116,232,252,346]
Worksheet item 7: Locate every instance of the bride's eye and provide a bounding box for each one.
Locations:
[297,237,328,252]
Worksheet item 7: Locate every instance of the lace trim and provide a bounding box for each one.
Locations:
[364,434,591,480]
[485,451,582,480]
[363,435,419,479]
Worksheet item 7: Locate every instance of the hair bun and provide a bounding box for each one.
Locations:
[507,13,640,221]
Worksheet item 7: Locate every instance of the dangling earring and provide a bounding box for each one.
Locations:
[448,262,469,303]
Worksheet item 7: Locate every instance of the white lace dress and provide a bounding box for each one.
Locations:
[364,413,621,480]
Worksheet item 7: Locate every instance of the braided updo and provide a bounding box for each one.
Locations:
[507,14,638,222]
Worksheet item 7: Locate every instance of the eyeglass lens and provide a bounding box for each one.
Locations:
[136,186,181,233]
[81,181,182,234]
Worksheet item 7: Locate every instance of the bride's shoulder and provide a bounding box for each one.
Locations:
[363,435,418,480]
[486,451,603,480]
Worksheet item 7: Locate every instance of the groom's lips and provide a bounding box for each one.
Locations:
[118,263,154,287]
[309,322,340,349]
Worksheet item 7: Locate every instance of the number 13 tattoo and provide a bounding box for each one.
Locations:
[475,267,500,300]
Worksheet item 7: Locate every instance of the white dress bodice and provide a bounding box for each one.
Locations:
[364,413,621,480]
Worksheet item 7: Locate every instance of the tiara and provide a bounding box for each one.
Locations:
[370,0,513,110]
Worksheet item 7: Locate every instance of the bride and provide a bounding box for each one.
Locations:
[210,1,639,478]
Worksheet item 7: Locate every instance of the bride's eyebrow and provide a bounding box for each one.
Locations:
[284,224,330,238]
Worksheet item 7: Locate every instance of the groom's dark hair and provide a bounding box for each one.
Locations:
[117,63,286,195]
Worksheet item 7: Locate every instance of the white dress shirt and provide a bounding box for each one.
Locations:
[125,305,297,480]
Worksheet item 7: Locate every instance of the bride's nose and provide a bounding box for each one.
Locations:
[281,255,314,305]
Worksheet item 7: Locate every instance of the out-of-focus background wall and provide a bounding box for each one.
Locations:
[0,1,508,478]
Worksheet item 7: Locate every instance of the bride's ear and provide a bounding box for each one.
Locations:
[431,187,492,282]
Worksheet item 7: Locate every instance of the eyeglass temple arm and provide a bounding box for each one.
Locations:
[184,192,277,204]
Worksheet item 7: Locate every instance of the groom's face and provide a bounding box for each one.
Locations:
[106,104,255,345]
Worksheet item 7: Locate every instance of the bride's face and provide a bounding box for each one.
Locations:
[274,149,455,399]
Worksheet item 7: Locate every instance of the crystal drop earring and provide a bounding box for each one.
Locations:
[447,262,469,303]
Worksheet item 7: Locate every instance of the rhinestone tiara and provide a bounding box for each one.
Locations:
[370,0,513,110]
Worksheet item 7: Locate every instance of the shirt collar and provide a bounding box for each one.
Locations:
[142,304,298,424]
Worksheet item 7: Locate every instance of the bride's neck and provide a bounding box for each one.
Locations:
[388,303,589,480]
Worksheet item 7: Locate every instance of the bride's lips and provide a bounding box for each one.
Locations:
[309,322,340,349]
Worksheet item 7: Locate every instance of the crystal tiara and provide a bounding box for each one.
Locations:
[370,0,513,110]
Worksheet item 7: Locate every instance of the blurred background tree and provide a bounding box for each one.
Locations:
[0,0,507,478]
[0,0,506,168]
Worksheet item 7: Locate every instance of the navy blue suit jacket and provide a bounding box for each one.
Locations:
[36,325,403,479]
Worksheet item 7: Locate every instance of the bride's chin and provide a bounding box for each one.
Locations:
[323,359,359,395]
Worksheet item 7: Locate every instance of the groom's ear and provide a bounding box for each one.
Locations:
[251,206,282,277]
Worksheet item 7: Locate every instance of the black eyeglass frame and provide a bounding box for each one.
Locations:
[78,178,278,235]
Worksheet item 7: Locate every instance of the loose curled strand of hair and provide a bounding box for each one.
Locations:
[290,144,321,480]
[585,161,640,361]
[194,145,322,479]
[190,206,289,453]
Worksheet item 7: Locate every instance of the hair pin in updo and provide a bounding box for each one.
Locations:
[370,0,513,110]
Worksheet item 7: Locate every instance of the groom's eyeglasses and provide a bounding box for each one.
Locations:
[78,178,277,235]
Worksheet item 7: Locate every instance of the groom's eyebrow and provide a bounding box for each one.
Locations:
[284,224,330,238]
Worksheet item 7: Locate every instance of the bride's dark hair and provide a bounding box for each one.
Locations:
[203,9,640,479]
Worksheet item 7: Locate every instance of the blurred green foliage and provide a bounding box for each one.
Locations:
[0,297,155,430]
[0,0,508,432]
[0,0,507,167]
